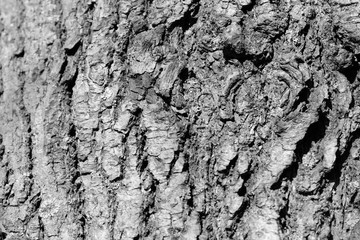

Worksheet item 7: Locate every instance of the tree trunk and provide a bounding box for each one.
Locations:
[1,0,360,239]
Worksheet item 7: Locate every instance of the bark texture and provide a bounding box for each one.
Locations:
[1,0,360,239]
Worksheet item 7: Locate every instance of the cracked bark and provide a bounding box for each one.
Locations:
[2,0,360,239]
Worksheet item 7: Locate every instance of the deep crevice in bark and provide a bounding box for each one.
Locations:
[238,170,252,197]
[295,113,328,157]
[341,62,359,84]
[241,0,256,14]
[64,67,78,101]
[2,1,360,239]
[167,0,200,33]
[65,41,82,56]
[271,112,329,190]
[17,71,34,203]
[38,216,45,240]
[291,87,311,111]
[140,181,157,238]
[278,196,290,232]
[325,128,360,187]
[228,199,250,238]
[0,232,6,240]
[167,123,190,179]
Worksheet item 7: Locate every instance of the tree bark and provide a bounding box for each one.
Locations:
[1,0,360,239]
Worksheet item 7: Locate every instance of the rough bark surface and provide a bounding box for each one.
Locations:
[1,0,360,239]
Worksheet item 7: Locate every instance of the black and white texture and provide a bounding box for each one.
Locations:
[1,0,360,239]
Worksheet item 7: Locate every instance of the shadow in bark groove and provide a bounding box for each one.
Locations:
[228,198,250,238]
[291,87,311,112]
[65,40,82,56]
[341,63,359,84]
[241,0,256,14]
[295,112,328,160]
[237,171,252,196]
[187,180,195,208]
[350,191,358,205]
[278,193,290,231]
[167,0,200,33]
[68,123,79,184]
[218,155,238,176]
[38,216,45,240]
[139,180,157,238]
[271,112,329,190]
[167,124,190,179]
[64,68,78,101]
[84,1,96,14]
[325,128,360,187]
[136,125,148,174]
[223,35,246,62]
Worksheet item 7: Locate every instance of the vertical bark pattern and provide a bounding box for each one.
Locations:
[1,0,360,239]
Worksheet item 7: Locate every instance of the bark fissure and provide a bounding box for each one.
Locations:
[2,0,360,239]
